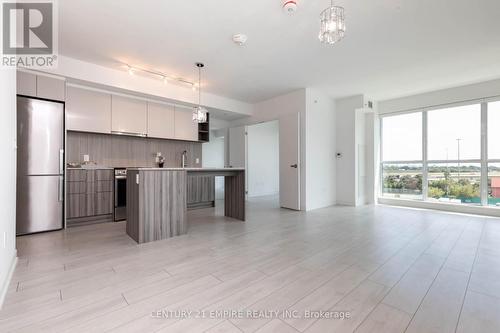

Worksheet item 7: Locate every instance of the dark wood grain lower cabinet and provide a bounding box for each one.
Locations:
[66,169,114,226]
[96,192,113,216]
[187,175,215,209]
[67,193,84,219]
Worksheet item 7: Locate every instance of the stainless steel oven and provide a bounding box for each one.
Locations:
[114,168,127,221]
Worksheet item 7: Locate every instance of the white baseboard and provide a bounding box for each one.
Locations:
[247,191,279,198]
[378,197,500,218]
[0,251,18,310]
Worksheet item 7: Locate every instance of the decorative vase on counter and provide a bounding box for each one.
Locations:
[156,152,165,168]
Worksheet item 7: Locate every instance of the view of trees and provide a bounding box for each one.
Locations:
[384,174,422,193]
[428,178,480,200]
[383,165,483,202]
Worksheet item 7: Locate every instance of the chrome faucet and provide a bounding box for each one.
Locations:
[181,150,187,168]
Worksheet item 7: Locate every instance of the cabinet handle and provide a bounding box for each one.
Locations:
[111,131,147,137]
[59,149,64,174]
[58,176,64,202]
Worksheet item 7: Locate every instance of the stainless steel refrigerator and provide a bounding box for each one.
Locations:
[17,96,64,235]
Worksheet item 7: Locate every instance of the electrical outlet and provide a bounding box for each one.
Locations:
[83,154,90,162]
[195,158,200,164]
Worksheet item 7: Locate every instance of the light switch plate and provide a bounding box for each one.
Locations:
[83,154,90,162]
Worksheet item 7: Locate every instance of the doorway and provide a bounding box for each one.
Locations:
[227,114,301,210]
[247,121,280,199]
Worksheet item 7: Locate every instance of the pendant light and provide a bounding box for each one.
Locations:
[319,0,346,45]
[192,62,208,123]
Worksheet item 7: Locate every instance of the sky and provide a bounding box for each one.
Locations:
[382,102,500,162]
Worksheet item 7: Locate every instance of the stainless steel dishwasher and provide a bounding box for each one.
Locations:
[114,168,127,221]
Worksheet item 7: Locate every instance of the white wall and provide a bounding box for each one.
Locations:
[365,110,378,204]
[379,77,500,114]
[209,118,230,130]
[354,108,367,206]
[247,121,279,198]
[202,131,225,199]
[0,68,18,308]
[335,95,365,206]
[305,89,336,210]
[230,89,306,127]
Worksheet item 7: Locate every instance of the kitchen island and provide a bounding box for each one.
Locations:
[126,168,245,244]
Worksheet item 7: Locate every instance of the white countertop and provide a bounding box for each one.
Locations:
[128,167,245,171]
[67,166,114,170]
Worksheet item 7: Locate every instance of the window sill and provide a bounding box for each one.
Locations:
[378,197,500,218]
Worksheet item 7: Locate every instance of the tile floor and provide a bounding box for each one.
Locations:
[1,197,500,333]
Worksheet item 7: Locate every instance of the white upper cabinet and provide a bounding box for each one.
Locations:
[111,95,148,135]
[17,71,37,96]
[147,102,175,139]
[174,106,199,141]
[37,75,65,101]
[16,71,65,101]
[66,86,112,134]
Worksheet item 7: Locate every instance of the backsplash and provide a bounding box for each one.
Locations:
[67,131,202,168]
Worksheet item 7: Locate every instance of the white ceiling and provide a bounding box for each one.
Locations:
[59,0,500,104]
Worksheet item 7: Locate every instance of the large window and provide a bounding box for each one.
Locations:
[488,102,500,206]
[381,100,500,209]
[381,113,423,199]
[488,163,500,207]
[382,164,422,200]
[488,102,500,159]
[428,105,481,160]
[382,113,422,161]
[427,163,481,205]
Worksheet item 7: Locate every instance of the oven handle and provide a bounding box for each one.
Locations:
[114,179,119,208]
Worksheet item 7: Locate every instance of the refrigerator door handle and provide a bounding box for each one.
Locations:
[58,176,64,202]
[59,149,64,175]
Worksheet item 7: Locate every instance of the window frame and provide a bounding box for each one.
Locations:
[379,99,500,208]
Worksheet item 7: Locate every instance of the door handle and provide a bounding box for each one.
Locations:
[290,164,298,169]
[58,176,64,202]
[59,149,64,175]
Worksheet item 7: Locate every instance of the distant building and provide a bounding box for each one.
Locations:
[492,177,500,197]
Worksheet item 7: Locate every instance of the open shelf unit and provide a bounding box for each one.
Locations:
[198,112,210,142]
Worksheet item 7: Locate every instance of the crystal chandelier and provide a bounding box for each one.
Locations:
[192,62,208,123]
[319,0,346,45]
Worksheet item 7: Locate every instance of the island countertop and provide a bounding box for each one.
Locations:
[126,167,245,171]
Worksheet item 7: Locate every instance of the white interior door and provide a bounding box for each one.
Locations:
[228,126,246,168]
[279,113,300,210]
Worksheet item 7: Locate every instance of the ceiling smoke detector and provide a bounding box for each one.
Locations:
[232,34,248,46]
[282,0,298,15]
